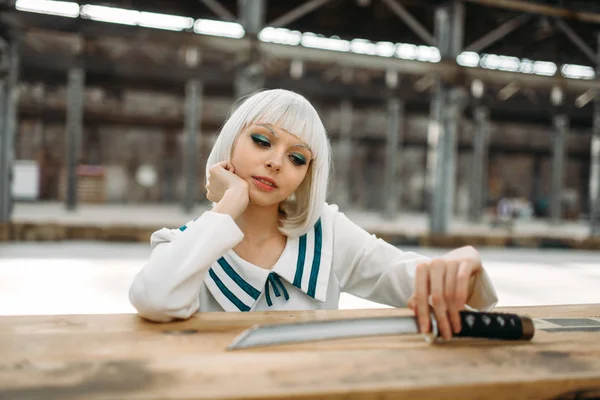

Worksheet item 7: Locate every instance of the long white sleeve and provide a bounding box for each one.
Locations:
[331,208,498,310]
[129,211,244,322]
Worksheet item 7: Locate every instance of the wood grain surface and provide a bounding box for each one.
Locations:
[1,305,599,400]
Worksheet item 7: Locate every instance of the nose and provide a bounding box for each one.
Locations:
[265,159,281,172]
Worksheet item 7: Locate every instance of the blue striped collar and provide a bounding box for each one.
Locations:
[204,218,332,312]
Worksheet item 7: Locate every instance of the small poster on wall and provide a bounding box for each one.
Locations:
[12,160,40,201]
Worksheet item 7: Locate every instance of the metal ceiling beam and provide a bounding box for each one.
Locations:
[7,15,600,93]
[382,0,436,46]
[201,0,235,22]
[18,64,596,126]
[465,14,530,53]
[268,0,332,28]
[463,0,600,25]
[555,19,596,65]
[20,48,227,84]
[260,40,600,92]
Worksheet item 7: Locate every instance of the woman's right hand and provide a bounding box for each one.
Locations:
[206,161,249,218]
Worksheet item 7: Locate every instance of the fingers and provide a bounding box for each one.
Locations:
[411,258,481,340]
[429,260,453,340]
[223,161,235,173]
[206,161,236,203]
[444,261,462,334]
[205,180,216,202]
[211,161,233,172]
[414,262,430,334]
[213,160,228,169]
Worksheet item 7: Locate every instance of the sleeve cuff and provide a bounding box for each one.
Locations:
[185,211,244,245]
[150,210,244,250]
[466,268,499,311]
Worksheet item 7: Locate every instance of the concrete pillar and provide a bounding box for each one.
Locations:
[65,61,85,211]
[235,63,265,99]
[235,0,265,98]
[182,46,203,212]
[590,33,600,236]
[238,0,265,35]
[550,114,568,224]
[427,1,464,234]
[183,79,202,213]
[532,155,542,207]
[0,38,19,222]
[425,83,443,213]
[162,133,178,203]
[384,97,404,217]
[433,86,462,233]
[336,99,352,208]
[469,106,489,222]
[591,103,600,235]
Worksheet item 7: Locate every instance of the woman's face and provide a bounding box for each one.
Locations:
[230,123,312,207]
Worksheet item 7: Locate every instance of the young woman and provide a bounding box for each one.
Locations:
[129,89,497,340]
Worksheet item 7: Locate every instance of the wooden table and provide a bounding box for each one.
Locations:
[1,304,599,399]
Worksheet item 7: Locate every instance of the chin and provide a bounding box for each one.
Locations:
[248,193,278,206]
[248,191,287,208]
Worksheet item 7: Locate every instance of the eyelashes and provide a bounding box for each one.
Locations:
[290,154,306,166]
[250,134,271,147]
[250,134,307,166]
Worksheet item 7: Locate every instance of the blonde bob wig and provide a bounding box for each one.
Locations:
[206,89,331,238]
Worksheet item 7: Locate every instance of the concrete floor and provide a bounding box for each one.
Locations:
[1,242,599,316]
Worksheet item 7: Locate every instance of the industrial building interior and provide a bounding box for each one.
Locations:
[1,0,600,309]
[1,0,600,398]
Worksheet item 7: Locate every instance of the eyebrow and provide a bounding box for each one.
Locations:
[257,123,312,153]
[258,123,279,138]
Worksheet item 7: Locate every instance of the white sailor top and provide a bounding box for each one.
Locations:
[129,203,498,322]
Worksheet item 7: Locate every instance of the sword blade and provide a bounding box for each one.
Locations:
[227,316,423,350]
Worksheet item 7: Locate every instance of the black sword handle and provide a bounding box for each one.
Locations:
[447,311,535,340]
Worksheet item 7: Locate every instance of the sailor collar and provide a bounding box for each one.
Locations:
[203,217,333,312]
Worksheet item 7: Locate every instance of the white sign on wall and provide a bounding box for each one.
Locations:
[12,160,39,200]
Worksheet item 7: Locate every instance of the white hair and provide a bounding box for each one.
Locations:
[206,89,331,237]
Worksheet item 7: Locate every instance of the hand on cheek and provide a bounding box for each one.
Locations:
[206,161,248,207]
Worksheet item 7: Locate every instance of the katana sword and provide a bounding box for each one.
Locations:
[227,311,535,350]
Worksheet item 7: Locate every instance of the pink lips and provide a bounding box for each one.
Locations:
[252,176,278,191]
